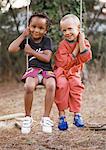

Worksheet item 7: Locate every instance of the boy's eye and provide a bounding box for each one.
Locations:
[39,27,44,30]
[32,25,36,28]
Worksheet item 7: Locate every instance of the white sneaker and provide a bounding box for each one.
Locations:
[40,117,54,133]
[21,116,33,134]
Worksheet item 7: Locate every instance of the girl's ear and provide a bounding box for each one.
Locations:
[78,24,80,31]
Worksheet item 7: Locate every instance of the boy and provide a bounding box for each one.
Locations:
[54,14,92,130]
[8,12,56,134]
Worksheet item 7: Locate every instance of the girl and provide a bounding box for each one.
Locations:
[54,14,92,130]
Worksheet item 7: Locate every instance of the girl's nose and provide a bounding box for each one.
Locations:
[66,30,70,34]
[65,30,70,35]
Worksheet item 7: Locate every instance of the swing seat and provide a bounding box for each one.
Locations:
[36,85,44,89]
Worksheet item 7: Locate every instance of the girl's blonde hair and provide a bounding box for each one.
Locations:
[60,14,80,26]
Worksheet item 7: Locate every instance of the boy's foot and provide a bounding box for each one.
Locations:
[40,117,54,133]
[58,116,68,131]
[73,114,84,128]
[21,116,33,134]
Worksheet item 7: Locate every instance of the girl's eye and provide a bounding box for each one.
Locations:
[63,29,66,32]
[68,28,72,30]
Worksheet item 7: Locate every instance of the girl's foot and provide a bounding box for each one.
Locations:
[58,116,68,131]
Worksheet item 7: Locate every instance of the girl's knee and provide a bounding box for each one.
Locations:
[57,78,68,89]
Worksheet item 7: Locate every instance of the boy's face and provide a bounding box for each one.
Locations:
[60,19,80,41]
[29,16,47,41]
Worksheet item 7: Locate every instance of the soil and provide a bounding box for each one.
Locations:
[0,73,106,150]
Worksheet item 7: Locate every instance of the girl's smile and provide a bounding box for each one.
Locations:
[60,19,80,41]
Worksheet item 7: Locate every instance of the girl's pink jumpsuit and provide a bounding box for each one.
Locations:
[54,39,92,112]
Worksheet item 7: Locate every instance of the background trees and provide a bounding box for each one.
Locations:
[0,0,106,81]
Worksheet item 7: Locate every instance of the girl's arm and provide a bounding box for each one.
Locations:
[78,32,86,53]
[72,44,79,57]
[73,32,92,64]
[54,41,77,69]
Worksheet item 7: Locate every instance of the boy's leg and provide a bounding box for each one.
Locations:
[43,77,56,117]
[24,77,38,116]
[40,77,55,133]
[21,77,38,134]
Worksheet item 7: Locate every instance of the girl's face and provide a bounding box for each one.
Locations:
[60,19,80,41]
[29,16,47,42]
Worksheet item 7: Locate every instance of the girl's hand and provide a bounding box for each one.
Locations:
[22,27,30,38]
[72,43,79,57]
[78,32,85,45]
[24,44,34,55]
[78,32,86,52]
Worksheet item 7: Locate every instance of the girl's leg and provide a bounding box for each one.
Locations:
[68,76,84,127]
[24,77,38,116]
[68,76,84,113]
[55,76,69,131]
[55,76,69,111]
[58,109,68,131]
[59,110,65,117]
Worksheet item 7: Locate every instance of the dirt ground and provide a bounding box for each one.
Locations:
[0,73,106,150]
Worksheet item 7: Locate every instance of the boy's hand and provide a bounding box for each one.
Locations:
[24,44,34,55]
[22,27,30,38]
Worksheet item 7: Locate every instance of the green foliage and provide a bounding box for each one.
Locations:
[0,0,106,81]
[0,7,25,81]
[31,0,83,50]
[91,33,106,68]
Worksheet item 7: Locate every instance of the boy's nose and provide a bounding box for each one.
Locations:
[34,28,39,32]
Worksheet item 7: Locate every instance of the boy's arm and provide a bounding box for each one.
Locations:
[24,44,52,63]
[8,28,29,52]
[8,34,25,52]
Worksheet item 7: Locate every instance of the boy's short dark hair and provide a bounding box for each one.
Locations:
[29,12,51,29]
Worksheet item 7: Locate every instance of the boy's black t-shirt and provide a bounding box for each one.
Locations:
[20,36,53,71]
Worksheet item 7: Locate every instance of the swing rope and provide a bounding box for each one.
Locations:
[26,1,30,70]
[80,0,83,31]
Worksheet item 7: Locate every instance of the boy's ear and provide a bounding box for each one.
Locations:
[44,30,47,34]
